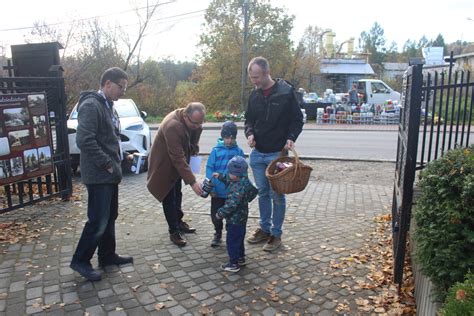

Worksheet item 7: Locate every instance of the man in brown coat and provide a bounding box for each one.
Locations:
[147,102,205,246]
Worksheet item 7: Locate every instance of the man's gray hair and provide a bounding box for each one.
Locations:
[248,56,270,73]
[185,102,206,117]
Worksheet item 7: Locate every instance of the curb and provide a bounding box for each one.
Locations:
[148,125,399,132]
[198,152,396,163]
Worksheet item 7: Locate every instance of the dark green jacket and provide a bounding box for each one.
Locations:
[216,175,258,225]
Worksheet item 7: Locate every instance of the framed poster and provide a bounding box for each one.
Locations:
[0,93,53,185]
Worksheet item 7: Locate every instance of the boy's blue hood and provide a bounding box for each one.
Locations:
[215,138,238,149]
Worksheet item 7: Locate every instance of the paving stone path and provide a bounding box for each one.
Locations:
[0,159,395,315]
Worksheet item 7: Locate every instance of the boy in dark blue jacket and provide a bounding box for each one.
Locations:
[206,121,244,247]
[213,156,258,273]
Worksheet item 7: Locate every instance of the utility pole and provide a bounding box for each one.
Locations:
[240,0,249,111]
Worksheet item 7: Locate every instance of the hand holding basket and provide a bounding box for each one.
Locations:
[265,148,313,194]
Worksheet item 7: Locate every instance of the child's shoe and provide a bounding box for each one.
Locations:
[211,232,222,248]
[221,262,240,273]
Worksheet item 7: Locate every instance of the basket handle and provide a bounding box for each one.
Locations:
[280,148,300,181]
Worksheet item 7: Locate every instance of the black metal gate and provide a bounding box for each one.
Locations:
[392,60,424,284]
[1,50,72,213]
[392,53,474,285]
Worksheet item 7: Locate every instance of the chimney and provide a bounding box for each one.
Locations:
[347,37,355,56]
[325,32,336,57]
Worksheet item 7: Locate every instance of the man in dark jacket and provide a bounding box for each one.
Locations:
[244,56,304,252]
[70,67,133,281]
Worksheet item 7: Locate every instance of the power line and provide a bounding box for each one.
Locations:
[0,1,182,32]
[81,10,205,34]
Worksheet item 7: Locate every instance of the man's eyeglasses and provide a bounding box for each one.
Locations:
[112,81,127,92]
[186,114,204,126]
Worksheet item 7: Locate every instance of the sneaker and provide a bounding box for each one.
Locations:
[178,221,196,233]
[247,228,270,244]
[220,262,240,273]
[238,257,246,266]
[70,261,102,281]
[263,236,282,252]
[211,233,222,248]
[170,231,187,247]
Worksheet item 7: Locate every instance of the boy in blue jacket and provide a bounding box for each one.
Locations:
[206,121,244,247]
[213,156,258,272]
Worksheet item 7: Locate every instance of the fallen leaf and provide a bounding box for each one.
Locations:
[154,303,165,310]
[198,305,213,315]
[131,284,141,292]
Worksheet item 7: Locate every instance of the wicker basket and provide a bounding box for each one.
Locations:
[265,148,313,194]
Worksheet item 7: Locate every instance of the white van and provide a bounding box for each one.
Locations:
[356,79,401,105]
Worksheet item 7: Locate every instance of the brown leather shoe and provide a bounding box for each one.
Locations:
[170,231,187,247]
[247,228,270,244]
[263,236,282,252]
[178,221,196,233]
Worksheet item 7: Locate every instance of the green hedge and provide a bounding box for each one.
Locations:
[413,145,474,299]
[440,273,474,315]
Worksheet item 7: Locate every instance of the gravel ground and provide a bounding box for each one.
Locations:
[195,156,396,188]
[299,159,396,187]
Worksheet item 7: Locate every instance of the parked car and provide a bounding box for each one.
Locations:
[67,98,151,173]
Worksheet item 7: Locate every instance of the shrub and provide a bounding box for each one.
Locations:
[413,145,474,299]
[439,273,474,315]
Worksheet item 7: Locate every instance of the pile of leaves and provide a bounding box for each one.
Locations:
[332,213,416,314]
[439,273,474,315]
[413,145,474,299]
[0,221,41,244]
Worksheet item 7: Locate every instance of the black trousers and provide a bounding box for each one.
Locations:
[72,183,118,264]
[162,179,184,233]
[210,197,225,234]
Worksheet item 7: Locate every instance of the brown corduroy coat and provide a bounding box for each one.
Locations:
[146,108,202,202]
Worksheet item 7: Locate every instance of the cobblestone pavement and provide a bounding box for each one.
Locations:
[0,159,395,315]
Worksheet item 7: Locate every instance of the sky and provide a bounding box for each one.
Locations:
[1,0,473,62]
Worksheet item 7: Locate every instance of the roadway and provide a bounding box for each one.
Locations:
[150,126,474,162]
[151,129,399,161]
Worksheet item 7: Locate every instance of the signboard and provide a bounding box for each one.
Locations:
[0,93,53,185]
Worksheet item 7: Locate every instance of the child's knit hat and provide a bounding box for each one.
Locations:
[221,121,238,139]
[227,156,248,177]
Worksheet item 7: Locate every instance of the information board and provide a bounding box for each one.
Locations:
[0,93,53,185]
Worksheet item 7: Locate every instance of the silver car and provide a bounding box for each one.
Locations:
[67,98,151,173]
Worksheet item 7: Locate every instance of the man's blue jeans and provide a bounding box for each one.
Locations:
[249,149,286,238]
[72,183,118,264]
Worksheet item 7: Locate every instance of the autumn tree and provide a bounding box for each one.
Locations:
[359,22,388,73]
[125,59,173,117]
[431,34,447,55]
[292,25,326,91]
[24,1,171,111]
[195,0,294,112]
